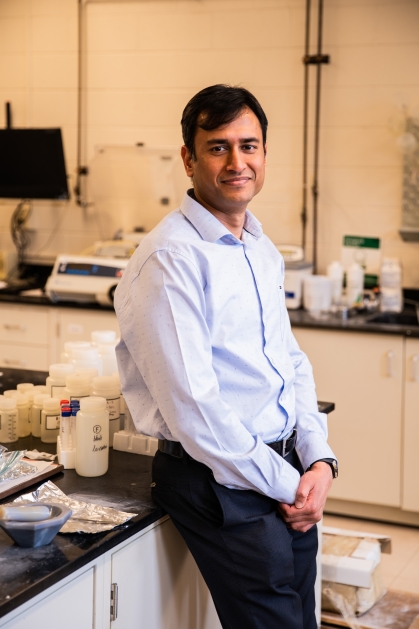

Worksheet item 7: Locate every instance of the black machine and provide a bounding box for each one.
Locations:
[0,128,69,200]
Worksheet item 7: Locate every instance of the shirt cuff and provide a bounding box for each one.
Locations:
[296,432,337,472]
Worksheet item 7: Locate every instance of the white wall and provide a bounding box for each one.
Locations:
[0,0,418,285]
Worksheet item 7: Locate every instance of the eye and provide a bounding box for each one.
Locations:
[210,146,227,153]
[242,144,257,151]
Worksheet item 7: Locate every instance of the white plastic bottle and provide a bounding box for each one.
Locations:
[74,367,98,383]
[63,373,91,404]
[91,330,116,346]
[46,364,74,399]
[3,390,19,399]
[31,393,51,438]
[380,257,403,313]
[0,397,18,443]
[75,397,109,477]
[33,385,48,395]
[60,341,91,364]
[41,397,60,443]
[91,376,121,444]
[16,393,30,438]
[71,347,103,376]
[346,263,364,307]
[98,344,118,376]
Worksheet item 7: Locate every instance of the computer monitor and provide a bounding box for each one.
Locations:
[0,128,70,200]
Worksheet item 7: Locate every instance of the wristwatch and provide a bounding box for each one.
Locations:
[308,458,338,479]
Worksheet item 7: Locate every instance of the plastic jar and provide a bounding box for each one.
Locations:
[63,374,91,404]
[33,385,48,395]
[91,330,116,346]
[46,364,74,399]
[327,261,344,306]
[91,376,121,444]
[0,396,18,443]
[41,397,60,443]
[31,393,51,438]
[16,393,30,438]
[75,397,109,477]
[4,390,19,399]
[17,383,34,395]
[71,347,103,377]
[60,341,91,364]
[98,344,118,377]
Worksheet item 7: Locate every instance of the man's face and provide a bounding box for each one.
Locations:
[181,107,266,215]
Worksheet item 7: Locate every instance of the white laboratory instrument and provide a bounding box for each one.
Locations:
[45,254,129,305]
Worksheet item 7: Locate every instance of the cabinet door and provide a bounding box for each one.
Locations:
[57,309,120,359]
[0,305,49,345]
[293,328,403,507]
[402,337,419,512]
[111,519,221,629]
[0,568,94,629]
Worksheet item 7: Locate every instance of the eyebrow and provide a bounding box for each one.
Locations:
[206,137,260,145]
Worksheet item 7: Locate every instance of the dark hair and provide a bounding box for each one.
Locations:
[181,84,268,159]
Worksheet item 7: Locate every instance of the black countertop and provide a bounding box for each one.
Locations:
[1,290,418,336]
[0,438,163,619]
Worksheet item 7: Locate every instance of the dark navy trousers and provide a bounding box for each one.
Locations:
[151,448,318,629]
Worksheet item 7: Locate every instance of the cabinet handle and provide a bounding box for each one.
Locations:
[412,354,419,382]
[386,350,395,377]
[110,583,118,622]
[3,323,27,331]
[3,358,27,367]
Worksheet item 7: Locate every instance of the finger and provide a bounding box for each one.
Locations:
[288,521,316,533]
[294,475,315,509]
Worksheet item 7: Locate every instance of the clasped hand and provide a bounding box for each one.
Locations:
[277,462,333,533]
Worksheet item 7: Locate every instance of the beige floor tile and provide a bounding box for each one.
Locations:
[390,576,419,595]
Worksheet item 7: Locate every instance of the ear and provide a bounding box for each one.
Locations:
[264,142,268,164]
[181,145,194,178]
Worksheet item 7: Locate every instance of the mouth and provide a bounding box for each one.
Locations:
[221,176,252,187]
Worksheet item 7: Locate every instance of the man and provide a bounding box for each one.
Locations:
[115,84,337,629]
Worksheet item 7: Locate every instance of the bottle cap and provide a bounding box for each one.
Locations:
[15,393,29,406]
[91,330,116,344]
[17,383,34,393]
[61,408,71,416]
[34,393,51,405]
[33,385,48,394]
[66,374,91,390]
[49,363,74,378]
[80,396,107,412]
[4,390,19,398]
[60,399,70,406]
[74,367,98,381]
[0,396,17,410]
[43,397,60,412]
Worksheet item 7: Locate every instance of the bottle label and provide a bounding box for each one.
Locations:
[46,413,60,430]
[92,423,108,452]
[106,397,120,420]
[0,412,18,441]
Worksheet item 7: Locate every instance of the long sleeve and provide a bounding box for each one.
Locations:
[117,249,302,504]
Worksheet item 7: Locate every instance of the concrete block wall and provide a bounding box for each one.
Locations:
[0,0,418,286]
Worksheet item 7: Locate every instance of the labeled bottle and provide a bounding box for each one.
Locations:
[70,400,80,450]
[31,394,51,438]
[41,397,60,444]
[0,396,18,443]
[63,373,91,404]
[91,376,121,444]
[75,397,109,477]
[74,367,98,384]
[16,393,30,438]
[327,261,344,306]
[46,364,74,399]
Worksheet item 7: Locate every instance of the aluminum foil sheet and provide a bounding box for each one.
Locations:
[10,481,138,534]
[0,446,36,482]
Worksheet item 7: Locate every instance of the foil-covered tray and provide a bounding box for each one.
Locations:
[9,481,137,534]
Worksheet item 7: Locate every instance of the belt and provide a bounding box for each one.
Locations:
[158,429,297,460]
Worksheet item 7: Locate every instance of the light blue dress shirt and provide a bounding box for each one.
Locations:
[115,191,336,504]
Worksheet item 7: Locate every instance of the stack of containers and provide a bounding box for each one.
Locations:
[60,341,91,364]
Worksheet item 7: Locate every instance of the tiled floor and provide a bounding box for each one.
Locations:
[323,513,419,595]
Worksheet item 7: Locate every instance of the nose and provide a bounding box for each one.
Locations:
[226,146,245,173]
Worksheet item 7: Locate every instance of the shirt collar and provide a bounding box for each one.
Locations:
[180,189,263,244]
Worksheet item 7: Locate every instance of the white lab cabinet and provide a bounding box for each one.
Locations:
[0,304,52,370]
[402,337,419,512]
[0,518,221,629]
